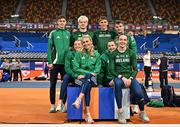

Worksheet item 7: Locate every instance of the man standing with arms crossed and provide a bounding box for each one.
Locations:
[47,16,71,113]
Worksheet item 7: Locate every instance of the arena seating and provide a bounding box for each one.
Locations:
[0,32,47,60]
[135,34,179,54]
[0,0,19,22]
[152,0,178,24]
[0,32,47,51]
[66,0,106,24]
[0,31,179,61]
[110,0,152,24]
[20,0,62,23]
[0,0,179,24]
[0,0,179,61]
[0,51,47,59]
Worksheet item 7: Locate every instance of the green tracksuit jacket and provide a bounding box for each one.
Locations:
[64,50,76,77]
[47,28,71,64]
[97,50,114,86]
[70,30,94,46]
[109,49,138,79]
[72,50,101,79]
[93,30,117,54]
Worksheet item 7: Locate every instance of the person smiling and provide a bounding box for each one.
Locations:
[70,15,94,46]
[47,15,71,113]
[72,35,101,124]
[56,39,84,113]
[109,34,150,124]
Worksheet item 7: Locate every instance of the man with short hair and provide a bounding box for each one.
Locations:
[47,15,71,113]
[114,20,137,53]
[157,52,169,88]
[70,15,94,46]
[93,16,116,54]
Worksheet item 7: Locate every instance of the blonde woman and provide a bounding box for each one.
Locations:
[72,35,101,123]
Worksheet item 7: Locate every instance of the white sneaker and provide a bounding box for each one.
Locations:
[72,98,81,109]
[117,111,126,124]
[133,105,139,114]
[85,113,94,124]
[139,111,150,122]
[49,107,56,113]
[56,103,63,112]
[61,106,67,113]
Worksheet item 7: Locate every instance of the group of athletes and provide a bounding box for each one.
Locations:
[47,15,150,124]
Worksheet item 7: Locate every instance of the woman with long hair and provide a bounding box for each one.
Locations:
[72,35,101,123]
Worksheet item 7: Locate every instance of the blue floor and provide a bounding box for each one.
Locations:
[0,81,179,88]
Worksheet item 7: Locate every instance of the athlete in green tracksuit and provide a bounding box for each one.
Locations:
[114,20,137,53]
[114,20,139,114]
[47,29,70,65]
[109,34,149,124]
[47,16,71,113]
[72,50,101,79]
[56,39,84,113]
[72,35,101,124]
[93,16,117,54]
[70,15,94,46]
[97,40,117,87]
[71,30,94,46]
[109,48,137,79]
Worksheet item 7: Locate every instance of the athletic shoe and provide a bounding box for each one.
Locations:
[61,106,67,113]
[117,111,126,124]
[72,98,81,109]
[133,105,139,114]
[139,111,150,122]
[85,113,94,124]
[56,103,63,112]
[49,107,56,113]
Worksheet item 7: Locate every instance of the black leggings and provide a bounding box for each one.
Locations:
[17,69,22,81]
[159,71,168,88]
[144,66,151,88]
[49,64,65,104]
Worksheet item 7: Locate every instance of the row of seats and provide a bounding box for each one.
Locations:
[152,0,178,24]
[0,32,47,52]
[0,51,47,59]
[110,0,152,24]
[66,0,106,24]
[0,0,19,22]
[1,50,179,61]
[0,32,179,53]
[20,0,62,23]
[0,0,179,24]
